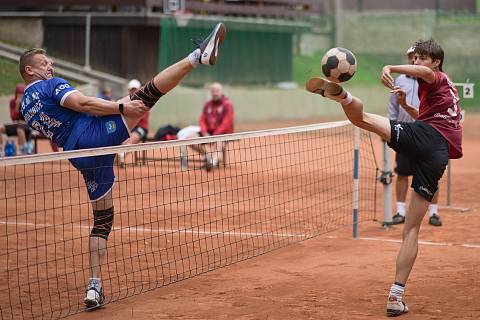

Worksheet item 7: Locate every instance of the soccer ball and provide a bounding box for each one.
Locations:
[321,47,357,83]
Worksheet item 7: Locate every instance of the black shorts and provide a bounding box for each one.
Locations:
[395,152,414,176]
[132,126,148,140]
[388,120,449,202]
[4,123,30,137]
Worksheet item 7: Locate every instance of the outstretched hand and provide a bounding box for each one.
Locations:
[381,66,395,89]
[391,86,407,106]
[123,100,148,117]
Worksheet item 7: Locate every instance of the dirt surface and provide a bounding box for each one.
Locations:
[68,115,480,320]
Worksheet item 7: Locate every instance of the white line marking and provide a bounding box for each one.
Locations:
[0,220,308,238]
[325,235,480,249]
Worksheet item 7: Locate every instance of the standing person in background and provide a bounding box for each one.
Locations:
[177,82,234,170]
[98,86,114,101]
[118,79,150,166]
[0,84,34,155]
[388,46,442,227]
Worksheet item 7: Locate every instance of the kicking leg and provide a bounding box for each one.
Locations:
[120,23,226,130]
[306,77,391,141]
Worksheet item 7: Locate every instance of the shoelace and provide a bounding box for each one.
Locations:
[192,37,204,48]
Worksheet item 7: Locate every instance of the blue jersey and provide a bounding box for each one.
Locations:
[21,78,93,149]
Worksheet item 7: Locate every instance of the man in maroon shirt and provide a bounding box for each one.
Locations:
[178,82,234,170]
[306,39,462,317]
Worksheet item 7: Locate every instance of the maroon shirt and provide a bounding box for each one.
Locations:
[199,95,234,136]
[417,71,463,159]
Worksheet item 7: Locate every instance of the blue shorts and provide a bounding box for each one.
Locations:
[69,115,130,201]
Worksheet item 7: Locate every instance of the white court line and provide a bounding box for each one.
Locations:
[326,235,480,249]
[0,220,308,238]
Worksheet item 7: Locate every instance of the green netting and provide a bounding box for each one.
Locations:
[159,17,294,86]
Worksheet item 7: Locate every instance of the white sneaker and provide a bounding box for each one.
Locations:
[386,295,409,317]
[84,279,104,309]
[196,23,227,65]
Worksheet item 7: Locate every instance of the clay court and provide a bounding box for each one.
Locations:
[1,115,479,319]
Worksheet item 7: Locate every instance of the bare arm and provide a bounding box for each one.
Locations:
[381,65,435,89]
[63,91,147,117]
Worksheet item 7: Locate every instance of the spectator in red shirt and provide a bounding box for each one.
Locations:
[118,79,150,165]
[0,84,30,154]
[178,82,234,170]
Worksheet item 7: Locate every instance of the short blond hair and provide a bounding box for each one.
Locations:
[19,48,46,78]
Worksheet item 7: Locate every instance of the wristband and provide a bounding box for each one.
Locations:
[119,103,124,115]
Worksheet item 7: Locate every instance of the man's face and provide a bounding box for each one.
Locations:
[27,54,54,80]
[413,53,440,70]
[210,85,222,101]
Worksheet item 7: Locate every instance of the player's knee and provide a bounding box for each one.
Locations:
[130,79,164,109]
[90,207,114,240]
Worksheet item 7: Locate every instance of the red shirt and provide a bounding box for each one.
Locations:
[9,98,21,121]
[136,111,150,130]
[417,71,462,159]
[199,96,234,135]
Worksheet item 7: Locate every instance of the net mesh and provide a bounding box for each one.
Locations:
[0,121,377,319]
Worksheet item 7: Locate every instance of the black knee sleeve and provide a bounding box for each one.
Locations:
[91,207,114,240]
[130,79,164,109]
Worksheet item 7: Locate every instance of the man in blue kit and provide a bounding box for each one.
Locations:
[19,23,226,309]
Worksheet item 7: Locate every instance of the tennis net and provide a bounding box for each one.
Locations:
[0,121,377,319]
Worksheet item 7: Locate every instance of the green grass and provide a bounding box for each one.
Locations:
[293,52,480,111]
[0,57,23,95]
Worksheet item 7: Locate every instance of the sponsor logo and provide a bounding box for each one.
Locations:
[106,121,117,134]
[55,84,70,95]
[419,186,433,196]
[394,124,403,142]
[86,180,99,193]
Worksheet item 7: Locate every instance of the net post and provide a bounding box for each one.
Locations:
[180,145,188,171]
[446,160,451,206]
[353,127,360,239]
[382,141,393,226]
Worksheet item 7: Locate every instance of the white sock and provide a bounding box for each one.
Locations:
[389,282,405,299]
[188,49,201,68]
[396,202,406,216]
[339,91,353,105]
[428,204,438,217]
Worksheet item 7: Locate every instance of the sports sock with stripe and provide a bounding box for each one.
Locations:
[389,282,405,299]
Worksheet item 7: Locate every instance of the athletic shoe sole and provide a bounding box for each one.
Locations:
[306,77,344,97]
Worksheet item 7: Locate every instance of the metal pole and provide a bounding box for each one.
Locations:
[382,141,393,225]
[84,13,91,70]
[446,159,451,206]
[353,127,360,238]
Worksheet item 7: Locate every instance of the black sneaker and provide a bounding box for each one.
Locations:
[429,214,442,227]
[390,213,405,225]
[195,23,227,65]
